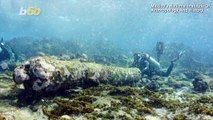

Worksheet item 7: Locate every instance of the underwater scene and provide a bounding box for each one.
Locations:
[0,0,213,120]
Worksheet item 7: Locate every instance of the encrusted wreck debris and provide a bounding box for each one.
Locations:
[13,56,141,93]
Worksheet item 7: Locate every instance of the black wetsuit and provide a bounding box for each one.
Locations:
[0,43,11,61]
[0,42,18,71]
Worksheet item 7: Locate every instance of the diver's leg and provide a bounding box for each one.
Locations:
[158,51,184,77]
[165,61,174,76]
[158,61,174,77]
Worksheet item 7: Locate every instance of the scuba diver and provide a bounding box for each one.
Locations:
[131,51,185,78]
[0,37,18,71]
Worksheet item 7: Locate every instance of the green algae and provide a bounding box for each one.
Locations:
[59,118,75,120]
[167,78,190,89]
[43,99,94,119]
[189,103,213,116]
[43,94,98,119]
[118,96,155,115]
[196,95,213,104]
[108,86,140,96]
[73,95,97,103]
[2,56,213,119]
[0,78,208,120]
[100,111,115,119]
[43,56,141,84]
[173,114,187,120]
[0,71,13,81]
[146,93,185,111]
[84,113,97,120]
[135,115,147,120]
[178,94,213,116]
[42,85,154,119]
[41,84,213,119]
[79,87,102,96]
[179,93,197,101]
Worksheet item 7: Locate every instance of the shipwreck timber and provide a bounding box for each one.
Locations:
[13,56,141,93]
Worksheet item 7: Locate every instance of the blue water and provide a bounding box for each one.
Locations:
[0,0,213,62]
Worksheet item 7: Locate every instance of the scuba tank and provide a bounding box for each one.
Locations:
[146,54,161,70]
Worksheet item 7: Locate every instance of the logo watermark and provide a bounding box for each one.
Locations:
[19,6,41,16]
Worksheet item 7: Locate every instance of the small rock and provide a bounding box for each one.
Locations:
[60,115,72,119]
[192,76,208,93]
[145,81,160,92]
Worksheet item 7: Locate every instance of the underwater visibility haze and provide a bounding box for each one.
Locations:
[0,0,213,120]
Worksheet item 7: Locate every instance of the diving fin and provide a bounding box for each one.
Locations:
[171,50,185,62]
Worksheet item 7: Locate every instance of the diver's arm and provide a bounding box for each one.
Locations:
[130,62,136,67]
[142,60,149,72]
[0,41,12,55]
[130,59,138,67]
[1,43,16,62]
